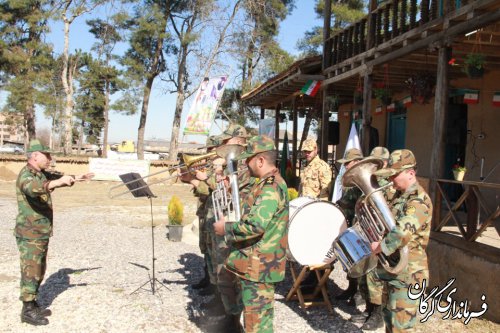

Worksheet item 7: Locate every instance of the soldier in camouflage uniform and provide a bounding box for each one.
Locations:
[334,148,364,303]
[299,139,333,200]
[15,140,93,326]
[214,135,289,333]
[180,135,222,290]
[351,146,390,324]
[203,124,256,330]
[361,149,432,332]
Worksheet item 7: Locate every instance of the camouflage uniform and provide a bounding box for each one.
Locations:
[209,124,256,315]
[214,164,255,315]
[224,135,289,333]
[366,149,433,332]
[15,161,61,302]
[299,139,332,200]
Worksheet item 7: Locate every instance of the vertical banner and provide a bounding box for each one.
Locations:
[259,118,275,137]
[331,123,362,203]
[183,76,228,135]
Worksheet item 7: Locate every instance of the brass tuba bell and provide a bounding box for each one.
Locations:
[343,157,409,276]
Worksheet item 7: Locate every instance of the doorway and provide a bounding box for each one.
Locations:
[387,109,407,151]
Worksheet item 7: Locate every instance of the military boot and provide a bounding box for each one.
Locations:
[335,277,358,300]
[349,300,374,324]
[361,304,384,331]
[34,301,52,316]
[21,301,49,326]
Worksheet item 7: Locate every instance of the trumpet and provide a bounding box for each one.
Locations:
[108,151,217,199]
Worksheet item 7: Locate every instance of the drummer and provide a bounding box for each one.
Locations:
[334,148,364,304]
[298,139,333,200]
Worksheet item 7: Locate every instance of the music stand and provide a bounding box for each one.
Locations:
[119,172,169,295]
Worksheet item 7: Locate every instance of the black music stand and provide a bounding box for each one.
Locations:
[119,172,169,295]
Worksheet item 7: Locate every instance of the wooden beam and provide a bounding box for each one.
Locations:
[429,46,450,209]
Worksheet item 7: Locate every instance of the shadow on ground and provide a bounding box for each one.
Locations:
[38,267,102,307]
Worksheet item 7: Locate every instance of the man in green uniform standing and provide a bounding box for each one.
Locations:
[363,149,432,332]
[15,140,93,326]
[214,135,289,333]
[334,148,364,303]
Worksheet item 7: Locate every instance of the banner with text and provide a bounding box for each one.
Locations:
[89,158,150,181]
[183,76,228,135]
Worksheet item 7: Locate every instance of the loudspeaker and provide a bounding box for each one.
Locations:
[328,121,340,145]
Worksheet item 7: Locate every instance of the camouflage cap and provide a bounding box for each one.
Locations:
[219,124,248,140]
[370,146,390,160]
[235,135,275,160]
[206,135,222,148]
[301,138,317,151]
[374,149,417,177]
[27,139,51,153]
[337,148,363,164]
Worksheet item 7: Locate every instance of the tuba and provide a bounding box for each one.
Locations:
[211,144,245,222]
[342,157,409,275]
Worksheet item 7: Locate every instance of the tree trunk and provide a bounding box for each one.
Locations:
[25,103,36,141]
[61,19,73,155]
[102,80,110,158]
[137,77,154,160]
[77,117,85,156]
[168,44,188,162]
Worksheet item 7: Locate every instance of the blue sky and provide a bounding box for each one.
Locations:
[36,0,322,144]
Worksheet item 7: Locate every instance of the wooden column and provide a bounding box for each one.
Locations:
[361,72,373,156]
[321,0,332,161]
[429,46,450,213]
[292,97,298,186]
[274,104,281,154]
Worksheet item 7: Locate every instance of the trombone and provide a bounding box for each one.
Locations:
[108,144,246,199]
[108,151,217,199]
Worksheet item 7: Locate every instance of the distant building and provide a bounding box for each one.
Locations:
[0,113,24,146]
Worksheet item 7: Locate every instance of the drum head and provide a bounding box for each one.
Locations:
[289,197,314,218]
[287,200,347,266]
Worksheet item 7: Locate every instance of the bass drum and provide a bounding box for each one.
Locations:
[287,197,347,266]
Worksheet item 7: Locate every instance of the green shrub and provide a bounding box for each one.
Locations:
[168,195,184,225]
[288,188,299,201]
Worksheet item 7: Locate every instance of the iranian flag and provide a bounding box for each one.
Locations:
[300,80,321,97]
[492,92,500,107]
[464,91,479,104]
[387,103,396,112]
[375,106,383,115]
[403,96,412,108]
[343,111,350,119]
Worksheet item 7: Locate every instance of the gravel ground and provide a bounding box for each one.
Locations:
[0,180,497,333]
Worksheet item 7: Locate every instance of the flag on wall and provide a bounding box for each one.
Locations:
[300,80,321,97]
[183,76,228,135]
[343,111,350,119]
[387,103,396,112]
[464,91,479,104]
[492,92,500,107]
[374,106,383,115]
[403,96,412,108]
[331,123,362,203]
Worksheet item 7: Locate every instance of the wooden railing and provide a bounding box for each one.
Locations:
[433,179,500,242]
[326,0,473,67]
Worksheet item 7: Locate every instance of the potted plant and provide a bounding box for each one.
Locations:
[373,83,392,106]
[452,164,467,181]
[166,195,184,242]
[405,73,435,104]
[463,53,485,79]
